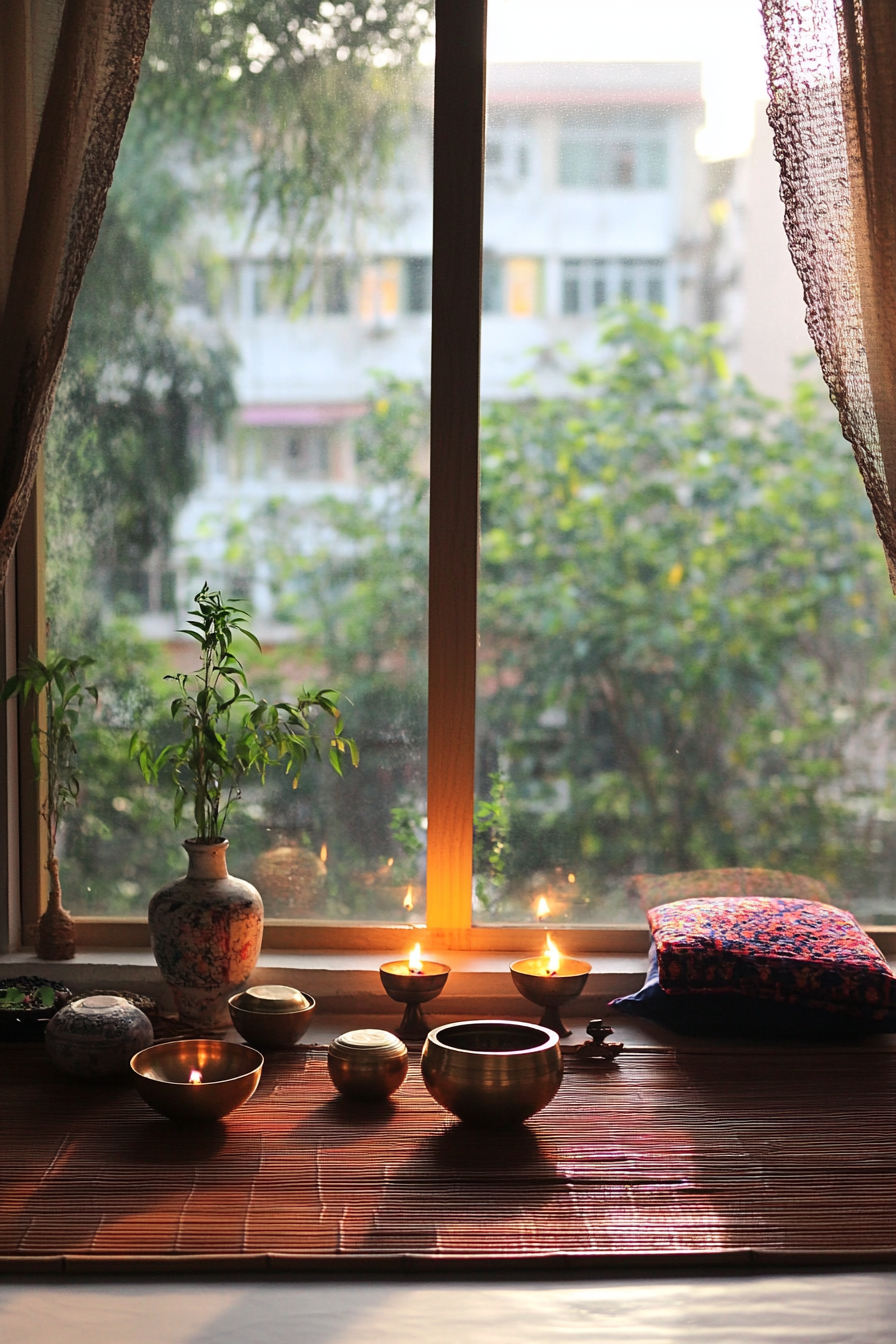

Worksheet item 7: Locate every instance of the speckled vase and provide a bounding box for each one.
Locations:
[148,839,264,1031]
[45,995,154,1078]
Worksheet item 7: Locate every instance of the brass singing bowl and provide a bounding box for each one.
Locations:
[421,1019,563,1128]
[327,1028,409,1101]
[510,957,592,1038]
[228,990,316,1050]
[130,1039,263,1121]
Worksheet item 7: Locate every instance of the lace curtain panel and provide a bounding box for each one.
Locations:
[0,0,152,592]
[762,0,896,589]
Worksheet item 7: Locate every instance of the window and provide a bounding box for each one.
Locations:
[482,255,504,313]
[562,259,665,314]
[558,133,669,189]
[16,0,896,949]
[404,257,432,314]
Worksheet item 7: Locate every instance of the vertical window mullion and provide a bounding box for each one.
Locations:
[426,0,487,934]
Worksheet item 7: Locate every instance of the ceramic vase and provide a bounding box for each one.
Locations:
[149,839,264,1031]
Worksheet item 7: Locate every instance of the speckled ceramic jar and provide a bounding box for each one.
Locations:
[45,995,154,1078]
[149,839,264,1031]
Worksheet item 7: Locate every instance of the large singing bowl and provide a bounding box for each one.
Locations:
[420,1019,563,1128]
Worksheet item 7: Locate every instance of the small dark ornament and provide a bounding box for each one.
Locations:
[575,1018,624,1062]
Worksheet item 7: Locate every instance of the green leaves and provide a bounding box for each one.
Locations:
[1,653,98,859]
[131,585,357,838]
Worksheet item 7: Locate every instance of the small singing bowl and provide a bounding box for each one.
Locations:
[510,957,592,1038]
[130,1039,263,1122]
[420,1019,563,1128]
[327,1028,409,1101]
[228,987,316,1050]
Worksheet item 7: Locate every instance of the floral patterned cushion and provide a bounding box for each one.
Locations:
[648,896,894,1016]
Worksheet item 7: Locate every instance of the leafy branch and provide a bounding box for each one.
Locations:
[1,654,98,904]
[130,585,358,839]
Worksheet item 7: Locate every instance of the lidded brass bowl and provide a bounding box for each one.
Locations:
[327,1028,409,1101]
[228,985,316,1049]
[130,1039,263,1121]
[420,1019,562,1128]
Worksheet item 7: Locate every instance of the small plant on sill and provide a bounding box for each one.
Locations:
[1,653,98,959]
[129,584,358,841]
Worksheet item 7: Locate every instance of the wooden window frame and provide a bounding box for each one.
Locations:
[2,0,893,959]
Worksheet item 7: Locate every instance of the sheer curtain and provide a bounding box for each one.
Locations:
[762,0,896,588]
[0,0,152,592]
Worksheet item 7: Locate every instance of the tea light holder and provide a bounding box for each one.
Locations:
[510,937,591,1039]
[379,945,450,1041]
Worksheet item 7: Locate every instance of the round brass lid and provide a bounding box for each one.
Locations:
[328,1028,406,1061]
[239,984,310,1014]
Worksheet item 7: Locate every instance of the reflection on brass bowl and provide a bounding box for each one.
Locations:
[510,957,592,1038]
[379,960,450,1041]
[130,1039,263,1122]
[228,989,316,1049]
[421,1019,562,1128]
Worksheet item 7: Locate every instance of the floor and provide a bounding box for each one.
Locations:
[1,1272,894,1343]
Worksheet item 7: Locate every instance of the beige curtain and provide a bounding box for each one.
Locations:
[762,0,896,589]
[0,0,153,593]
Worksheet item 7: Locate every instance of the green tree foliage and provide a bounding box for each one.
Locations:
[46,1,433,642]
[249,311,896,918]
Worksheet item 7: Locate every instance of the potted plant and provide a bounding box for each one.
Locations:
[1,654,98,960]
[131,585,357,1029]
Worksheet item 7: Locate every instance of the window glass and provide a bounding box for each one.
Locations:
[45,2,435,923]
[475,0,896,928]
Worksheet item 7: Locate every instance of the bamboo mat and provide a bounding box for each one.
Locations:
[1,1043,894,1271]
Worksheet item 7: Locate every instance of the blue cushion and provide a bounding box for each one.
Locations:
[610,941,896,1040]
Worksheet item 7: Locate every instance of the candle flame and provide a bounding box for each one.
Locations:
[408,942,424,974]
[320,843,328,864]
[387,856,394,868]
[535,895,551,921]
[567,872,576,884]
[189,1069,203,1085]
[545,934,561,976]
[403,885,414,911]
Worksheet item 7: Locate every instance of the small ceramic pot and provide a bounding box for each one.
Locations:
[45,995,154,1078]
[149,838,264,1031]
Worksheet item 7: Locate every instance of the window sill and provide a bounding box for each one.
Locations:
[0,948,647,1017]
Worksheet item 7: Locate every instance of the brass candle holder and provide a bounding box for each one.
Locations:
[510,935,591,1039]
[379,943,450,1041]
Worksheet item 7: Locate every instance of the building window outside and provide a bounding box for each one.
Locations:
[404,257,431,313]
[323,259,349,315]
[506,257,541,317]
[562,258,665,313]
[558,133,669,189]
[482,255,504,313]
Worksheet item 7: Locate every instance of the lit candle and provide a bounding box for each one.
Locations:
[189,1069,203,1084]
[536,895,551,921]
[403,886,414,911]
[544,933,561,977]
[320,843,328,864]
[408,942,424,974]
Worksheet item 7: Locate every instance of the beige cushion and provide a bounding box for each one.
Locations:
[627,867,830,914]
